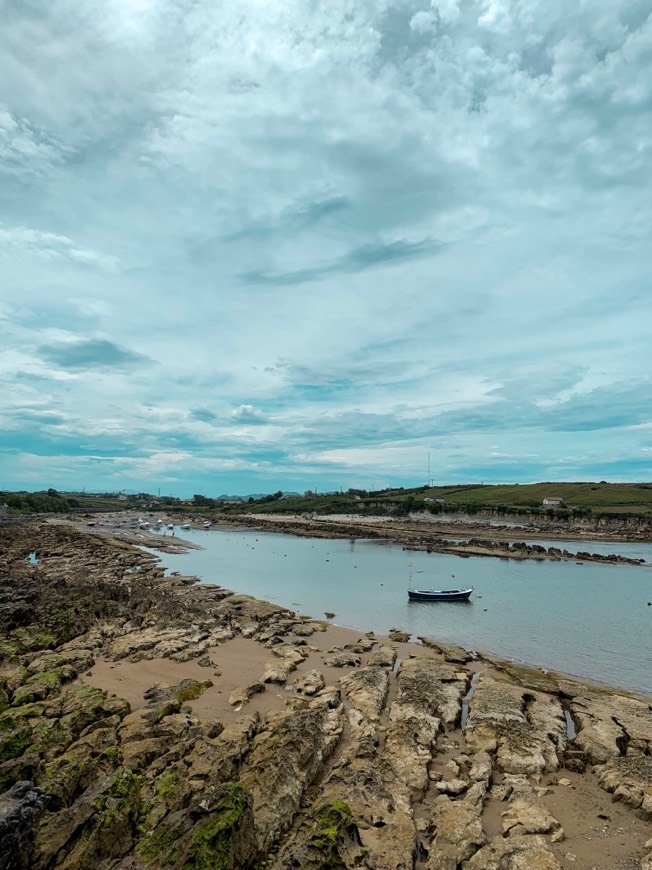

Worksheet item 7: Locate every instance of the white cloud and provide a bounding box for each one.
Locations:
[0,0,650,493]
[0,225,118,270]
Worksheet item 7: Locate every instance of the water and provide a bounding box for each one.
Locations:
[147,527,652,695]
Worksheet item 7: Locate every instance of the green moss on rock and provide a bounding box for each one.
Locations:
[177,680,212,703]
[308,800,359,868]
[12,669,63,706]
[184,783,251,869]
[136,782,255,869]
[0,713,32,762]
[155,767,180,803]
[30,717,74,756]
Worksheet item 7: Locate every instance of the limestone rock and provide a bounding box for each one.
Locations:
[271,644,309,664]
[261,658,296,684]
[465,833,561,869]
[418,638,473,663]
[595,755,652,819]
[340,666,390,720]
[293,669,325,696]
[345,637,376,653]
[393,656,465,730]
[434,778,468,796]
[240,704,343,852]
[571,692,652,763]
[367,645,398,668]
[135,782,256,869]
[323,651,361,668]
[281,750,417,870]
[465,675,565,775]
[268,798,363,869]
[228,683,265,706]
[501,777,563,837]
[469,749,493,784]
[425,794,486,869]
[383,657,465,800]
[33,769,141,869]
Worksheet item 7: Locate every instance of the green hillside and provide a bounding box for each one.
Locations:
[233,481,652,517]
[418,482,652,514]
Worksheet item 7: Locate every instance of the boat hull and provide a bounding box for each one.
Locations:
[408,588,473,602]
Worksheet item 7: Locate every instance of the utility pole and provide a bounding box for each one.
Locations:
[428,451,431,488]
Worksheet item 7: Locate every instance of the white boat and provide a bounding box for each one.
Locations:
[180,523,191,531]
[167,524,174,530]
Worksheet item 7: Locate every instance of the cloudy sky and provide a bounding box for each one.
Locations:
[1,0,651,496]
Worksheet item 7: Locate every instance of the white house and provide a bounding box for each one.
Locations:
[542,497,565,508]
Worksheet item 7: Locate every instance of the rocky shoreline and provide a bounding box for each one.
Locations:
[200,513,649,567]
[1,519,651,869]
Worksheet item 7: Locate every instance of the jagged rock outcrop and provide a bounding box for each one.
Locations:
[384,658,466,802]
[464,833,561,868]
[595,755,652,819]
[571,691,652,762]
[239,702,344,852]
[499,775,564,838]
[0,780,49,870]
[293,669,325,696]
[1,520,651,869]
[464,674,565,775]
[425,787,487,869]
[340,665,390,719]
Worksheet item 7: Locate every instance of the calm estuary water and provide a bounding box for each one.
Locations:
[148,527,652,695]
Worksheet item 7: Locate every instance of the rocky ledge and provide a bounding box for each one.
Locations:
[0,520,650,869]
[205,514,648,566]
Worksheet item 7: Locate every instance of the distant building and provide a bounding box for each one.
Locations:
[424,497,445,503]
[117,493,128,501]
[542,497,565,508]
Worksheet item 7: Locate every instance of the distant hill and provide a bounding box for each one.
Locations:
[232,481,652,518]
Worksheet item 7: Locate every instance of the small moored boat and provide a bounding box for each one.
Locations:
[408,587,473,602]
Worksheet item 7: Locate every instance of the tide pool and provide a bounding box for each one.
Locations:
[147,527,652,695]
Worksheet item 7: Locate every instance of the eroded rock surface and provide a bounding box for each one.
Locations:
[0,780,49,870]
[1,520,651,869]
[465,674,566,775]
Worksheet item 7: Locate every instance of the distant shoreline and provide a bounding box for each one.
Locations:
[198,512,650,567]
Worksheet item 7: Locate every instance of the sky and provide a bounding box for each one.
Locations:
[1,0,651,497]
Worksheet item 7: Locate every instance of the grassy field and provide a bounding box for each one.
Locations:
[232,482,652,517]
[416,482,652,514]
